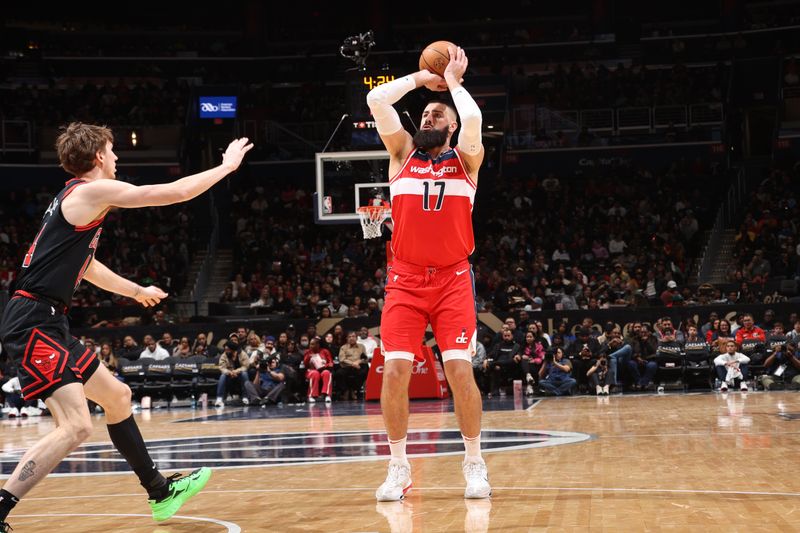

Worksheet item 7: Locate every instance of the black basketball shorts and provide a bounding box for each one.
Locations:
[0,294,99,400]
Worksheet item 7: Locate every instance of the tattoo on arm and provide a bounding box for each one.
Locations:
[18,460,36,481]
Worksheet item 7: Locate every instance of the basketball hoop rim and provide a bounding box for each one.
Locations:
[357,205,391,220]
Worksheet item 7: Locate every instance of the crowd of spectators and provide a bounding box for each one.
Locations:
[222,160,725,318]
[4,306,797,418]
[472,309,800,397]
[730,165,800,286]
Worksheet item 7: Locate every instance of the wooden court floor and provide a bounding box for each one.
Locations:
[2,391,800,532]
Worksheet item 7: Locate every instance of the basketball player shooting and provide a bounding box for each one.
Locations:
[0,123,252,531]
[366,45,490,500]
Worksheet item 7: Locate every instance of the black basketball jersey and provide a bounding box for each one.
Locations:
[16,179,105,306]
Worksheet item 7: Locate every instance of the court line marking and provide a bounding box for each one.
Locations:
[12,513,241,532]
[0,429,593,477]
[526,399,541,411]
[59,436,578,457]
[22,486,800,501]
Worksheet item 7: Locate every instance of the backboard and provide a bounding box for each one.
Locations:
[314,150,392,224]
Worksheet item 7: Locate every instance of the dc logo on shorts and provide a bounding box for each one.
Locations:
[455,328,469,344]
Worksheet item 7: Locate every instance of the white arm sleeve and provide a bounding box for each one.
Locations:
[451,86,482,155]
[366,76,416,135]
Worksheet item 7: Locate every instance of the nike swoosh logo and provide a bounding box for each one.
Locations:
[456,269,468,276]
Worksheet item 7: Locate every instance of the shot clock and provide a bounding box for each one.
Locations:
[345,67,398,146]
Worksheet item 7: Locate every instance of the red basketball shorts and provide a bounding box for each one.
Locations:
[380,258,477,362]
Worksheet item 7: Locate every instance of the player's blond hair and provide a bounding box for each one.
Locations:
[55,122,114,176]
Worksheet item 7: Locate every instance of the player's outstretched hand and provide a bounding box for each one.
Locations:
[135,285,168,307]
[417,70,448,92]
[444,45,468,84]
[222,137,254,172]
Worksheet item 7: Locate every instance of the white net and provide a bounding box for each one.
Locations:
[357,206,390,239]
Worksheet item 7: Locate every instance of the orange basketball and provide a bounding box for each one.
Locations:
[419,40,456,77]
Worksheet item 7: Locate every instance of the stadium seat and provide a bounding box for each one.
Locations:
[171,356,201,400]
[654,343,684,389]
[740,340,767,380]
[143,357,174,402]
[198,356,222,396]
[119,357,153,400]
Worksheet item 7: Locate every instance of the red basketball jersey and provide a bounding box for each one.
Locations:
[389,147,476,267]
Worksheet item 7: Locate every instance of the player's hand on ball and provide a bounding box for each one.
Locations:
[417,70,448,92]
[222,137,254,172]
[444,45,468,84]
[135,285,168,307]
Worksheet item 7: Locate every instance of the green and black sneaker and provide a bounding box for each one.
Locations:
[0,521,12,532]
[149,467,212,522]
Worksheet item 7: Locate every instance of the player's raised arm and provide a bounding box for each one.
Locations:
[366,71,446,160]
[75,138,253,212]
[444,46,484,181]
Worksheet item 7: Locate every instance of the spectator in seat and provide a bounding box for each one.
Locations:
[275,332,290,357]
[356,326,378,361]
[735,313,766,347]
[628,326,659,390]
[99,342,120,376]
[192,333,217,357]
[215,340,251,407]
[250,287,272,308]
[683,325,711,374]
[303,337,334,403]
[601,330,633,389]
[235,327,249,345]
[520,330,546,395]
[760,340,800,391]
[538,348,576,396]
[244,331,266,361]
[281,340,305,403]
[140,335,170,361]
[655,317,685,344]
[244,357,287,406]
[336,332,368,400]
[173,336,192,358]
[119,335,140,360]
[366,297,381,318]
[701,312,719,338]
[263,336,277,357]
[493,317,525,346]
[714,340,750,392]
[587,353,610,395]
[660,280,679,307]
[566,328,600,392]
[328,295,349,317]
[160,332,177,352]
[759,309,777,331]
[788,320,800,343]
[708,319,735,353]
[487,328,522,396]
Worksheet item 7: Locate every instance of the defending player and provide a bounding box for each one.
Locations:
[366,46,490,500]
[0,123,252,531]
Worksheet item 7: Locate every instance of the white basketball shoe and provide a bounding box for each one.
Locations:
[375,459,412,501]
[463,457,492,499]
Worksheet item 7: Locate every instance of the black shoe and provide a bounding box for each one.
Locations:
[0,521,13,532]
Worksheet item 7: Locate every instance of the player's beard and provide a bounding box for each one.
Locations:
[413,125,449,151]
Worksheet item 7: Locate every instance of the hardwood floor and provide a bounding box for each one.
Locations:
[2,391,799,532]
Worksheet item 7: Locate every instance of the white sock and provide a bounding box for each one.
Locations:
[389,436,407,462]
[462,432,482,460]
